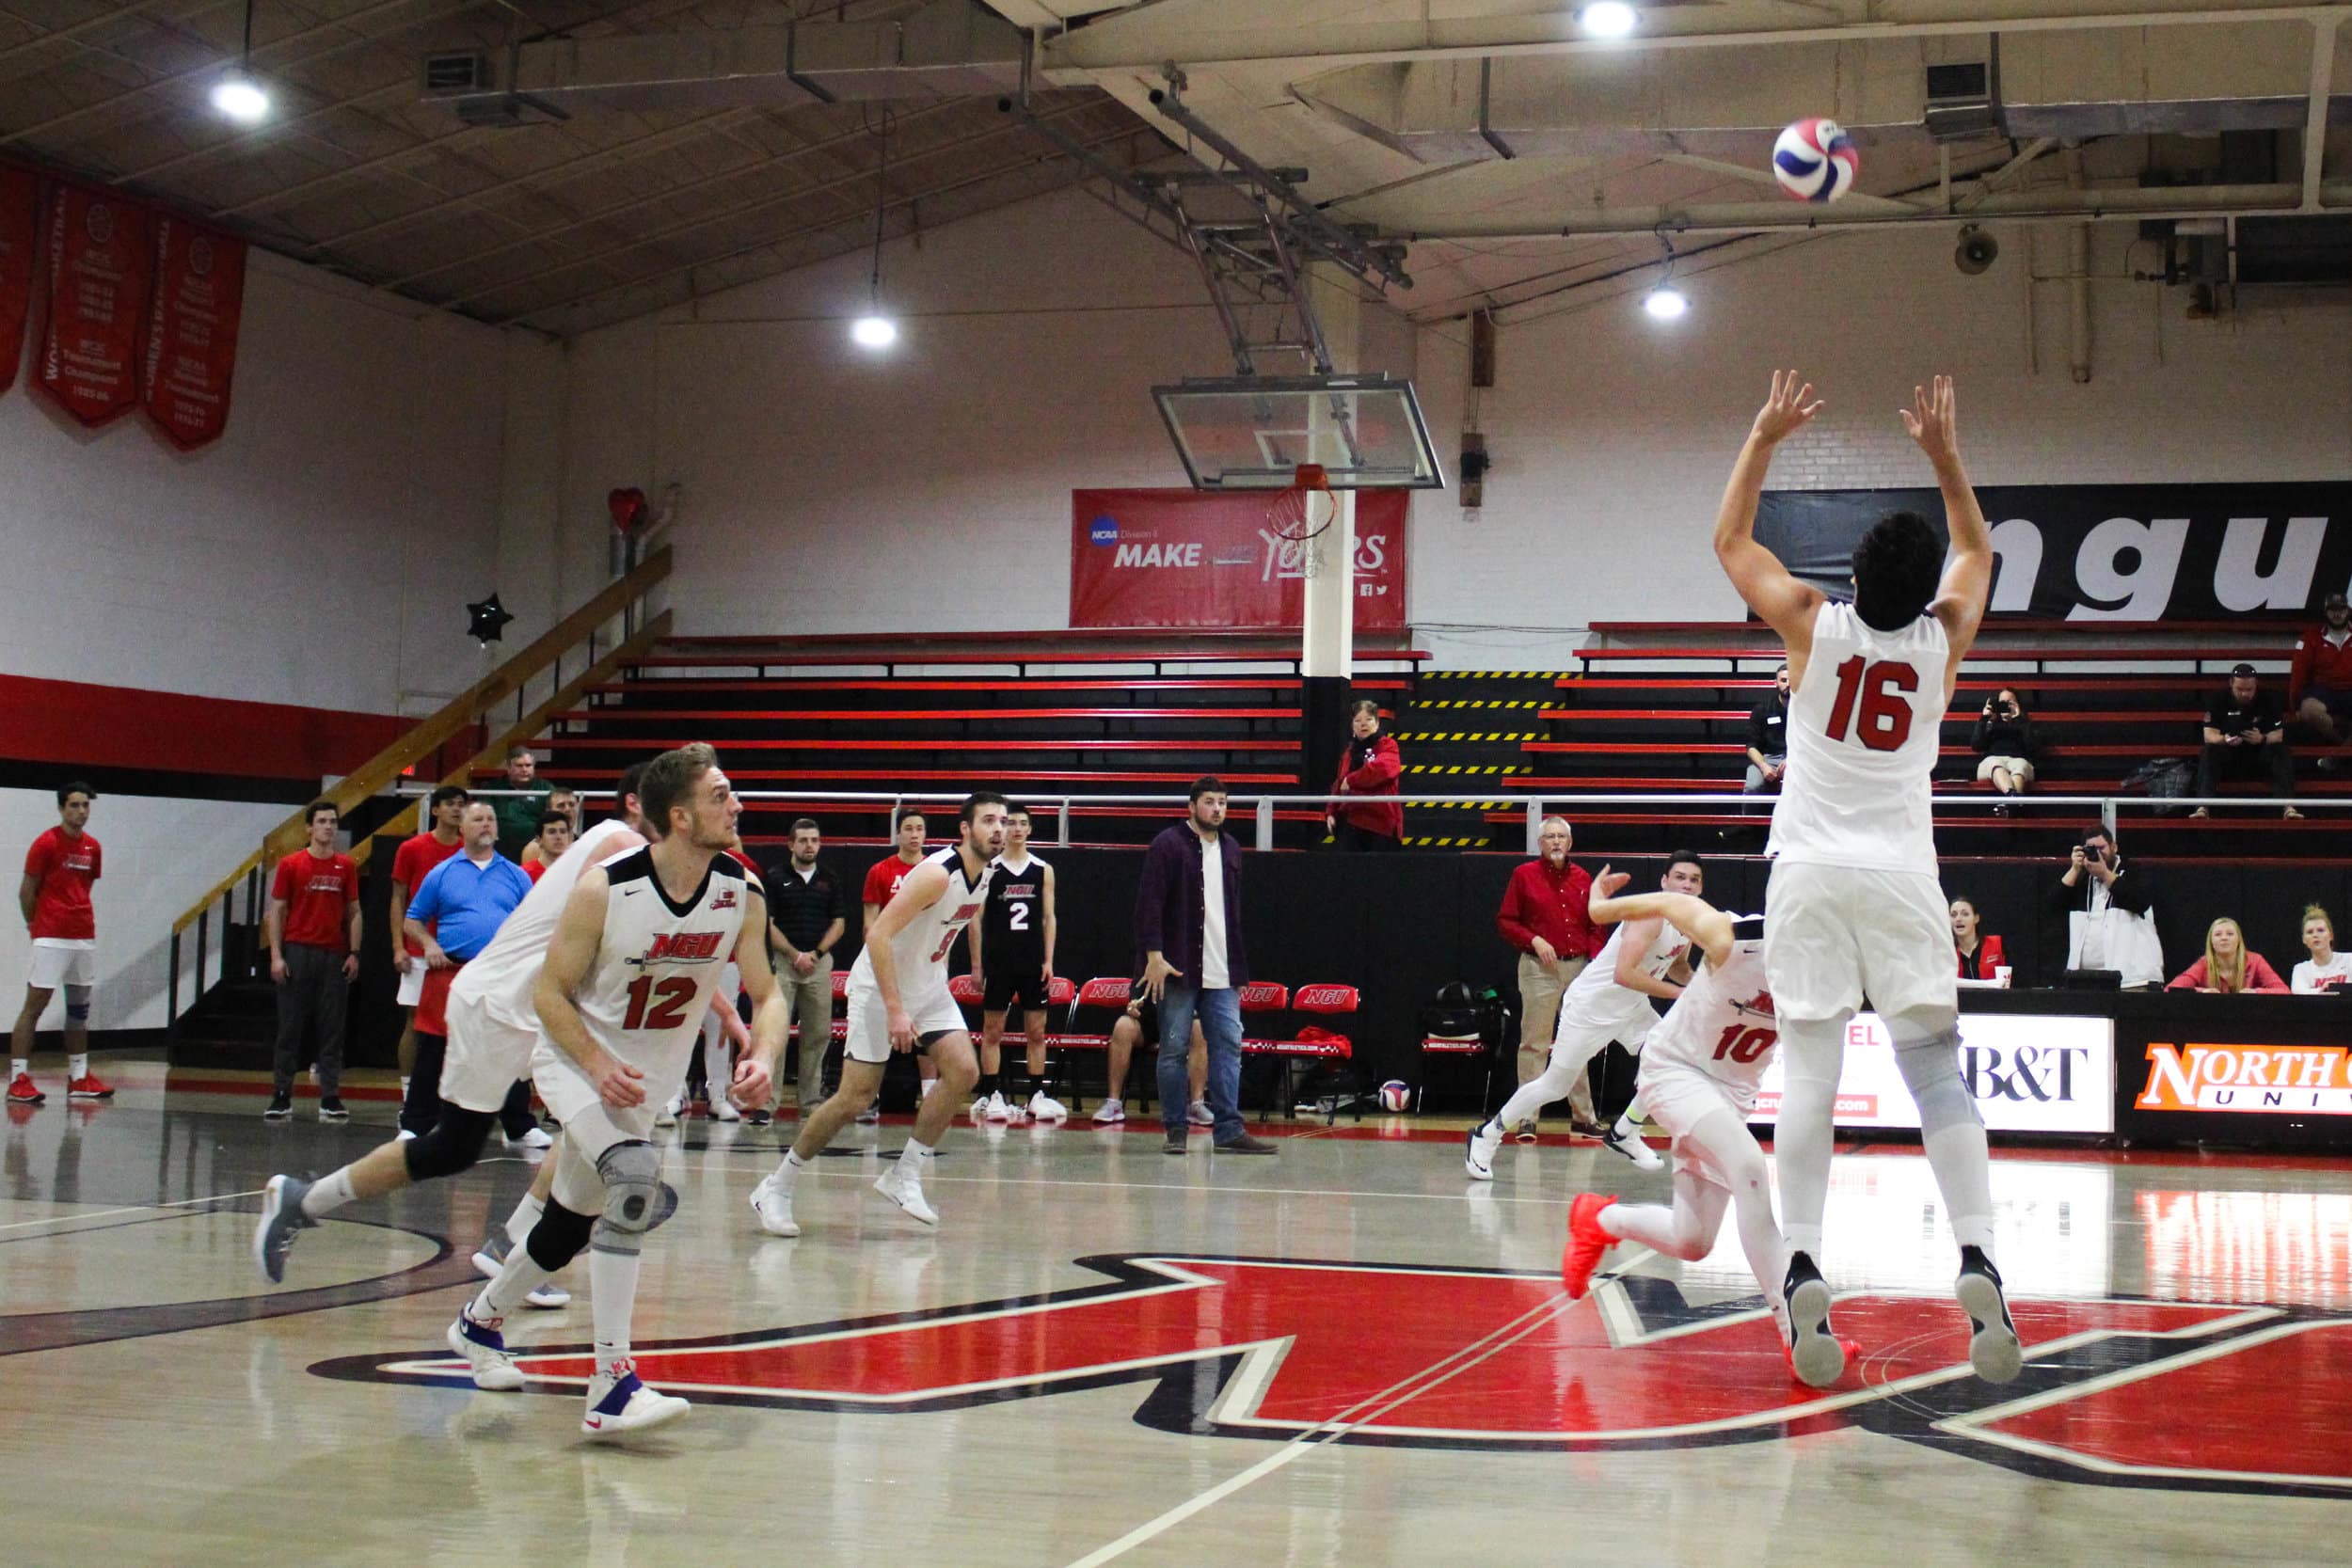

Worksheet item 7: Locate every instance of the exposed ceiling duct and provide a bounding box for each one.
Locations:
[423,0,1029,122]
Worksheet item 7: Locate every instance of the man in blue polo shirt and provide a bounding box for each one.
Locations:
[401,801,538,1141]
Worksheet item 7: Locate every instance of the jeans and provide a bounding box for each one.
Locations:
[1157,980,1243,1142]
[1743,754,1786,794]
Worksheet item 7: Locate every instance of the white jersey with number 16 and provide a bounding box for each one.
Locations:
[1768,599,1947,878]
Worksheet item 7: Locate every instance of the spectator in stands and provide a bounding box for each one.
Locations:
[1951,896,2006,980]
[2047,824,2165,989]
[389,784,468,1134]
[2292,905,2352,993]
[1495,816,1600,1133]
[2289,590,2352,760]
[1327,699,1403,850]
[10,782,106,1108]
[1136,776,1276,1155]
[2168,917,2288,993]
[527,811,573,875]
[1743,663,1791,794]
[490,743,553,859]
[518,785,580,869]
[2192,663,2301,819]
[1971,688,2038,805]
[264,800,361,1121]
[766,817,847,1118]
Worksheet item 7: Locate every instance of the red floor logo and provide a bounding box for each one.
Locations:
[316,1254,2352,1497]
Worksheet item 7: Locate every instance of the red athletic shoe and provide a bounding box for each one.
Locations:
[67,1074,115,1101]
[1560,1192,1618,1299]
[7,1072,45,1106]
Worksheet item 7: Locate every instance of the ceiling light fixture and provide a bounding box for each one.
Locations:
[850,108,898,352]
[213,0,270,123]
[1643,230,1687,321]
[1581,2,1639,39]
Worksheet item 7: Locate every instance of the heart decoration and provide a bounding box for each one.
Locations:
[607,486,648,533]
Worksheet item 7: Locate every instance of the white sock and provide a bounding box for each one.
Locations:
[590,1249,642,1377]
[400,1076,410,1094]
[503,1191,546,1250]
[300,1166,359,1218]
[773,1148,808,1182]
[477,1248,555,1321]
[68,1053,87,1080]
[899,1139,935,1176]
[10,1058,26,1078]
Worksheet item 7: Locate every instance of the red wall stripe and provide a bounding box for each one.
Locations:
[0,673,407,783]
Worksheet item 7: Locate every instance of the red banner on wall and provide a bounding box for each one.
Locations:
[37,184,151,428]
[0,166,35,396]
[143,216,246,450]
[1071,487,1407,630]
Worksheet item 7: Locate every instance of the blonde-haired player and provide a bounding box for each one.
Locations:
[1558,868,1856,1388]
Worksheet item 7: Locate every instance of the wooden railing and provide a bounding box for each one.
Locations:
[166,548,672,1033]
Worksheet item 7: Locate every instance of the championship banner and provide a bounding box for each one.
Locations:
[1071,487,1407,630]
[143,215,246,451]
[1758,483,2352,622]
[37,183,151,428]
[0,165,35,396]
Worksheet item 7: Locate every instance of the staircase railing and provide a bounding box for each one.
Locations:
[166,547,673,1036]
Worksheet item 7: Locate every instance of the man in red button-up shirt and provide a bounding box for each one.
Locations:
[1495,816,1598,1133]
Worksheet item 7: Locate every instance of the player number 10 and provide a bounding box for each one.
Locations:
[1712,1023,1776,1064]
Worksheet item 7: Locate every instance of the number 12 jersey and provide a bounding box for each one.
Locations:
[1769,599,1948,878]
[578,847,753,1084]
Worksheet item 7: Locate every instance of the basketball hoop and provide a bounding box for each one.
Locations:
[1266,463,1336,579]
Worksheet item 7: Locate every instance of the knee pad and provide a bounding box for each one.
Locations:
[63,985,91,1022]
[399,1107,497,1181]
[1891,1022,1980,1136]
[525,1197,596,1272]
[590,1140,678,1255]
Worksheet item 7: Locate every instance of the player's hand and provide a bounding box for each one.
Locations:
[1750,369,1823,446]
[1041,960,1055,987]
[270,955,289,984]
[1142,954,1180,1003]
[342,954,360,981]
[887,1006,917,1053]
[1899,374,1961,465]
[1593,865,1632,900]
[591,1054,646,1108]
[729,1055,772,1109]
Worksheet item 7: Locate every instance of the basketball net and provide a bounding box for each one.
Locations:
[1266,463,1336,579]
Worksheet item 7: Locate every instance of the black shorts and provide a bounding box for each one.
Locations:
[984,965,1052,1015]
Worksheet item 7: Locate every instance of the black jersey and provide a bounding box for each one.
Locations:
[981,853,1048,972]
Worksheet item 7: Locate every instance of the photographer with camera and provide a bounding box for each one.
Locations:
[1970,687,2037,806]
[2043,824,2165,989]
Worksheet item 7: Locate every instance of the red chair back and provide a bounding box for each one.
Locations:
[1292,983,1360,1014]
[1076,976,1133,1008]
[1237,981,1290,1012]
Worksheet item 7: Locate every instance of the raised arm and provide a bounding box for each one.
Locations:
[1715,371,1829,653]
[1588,866,1736,970]
[1906,375,1993,681]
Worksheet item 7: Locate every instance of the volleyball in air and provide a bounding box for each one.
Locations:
[1772,118,1859,202]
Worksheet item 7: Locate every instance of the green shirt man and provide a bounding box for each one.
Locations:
[490,746,552,860]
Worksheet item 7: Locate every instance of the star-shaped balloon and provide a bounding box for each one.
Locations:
[467,594,514,644]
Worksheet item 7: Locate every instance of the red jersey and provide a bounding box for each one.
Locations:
[390,832,464,955]
[525,859,550,884]
[863,853,926,910]
[24,827,101,942]
[272,849,359,952]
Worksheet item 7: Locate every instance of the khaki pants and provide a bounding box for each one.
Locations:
[780,954,835,1111]
[1516,952,1595,1125]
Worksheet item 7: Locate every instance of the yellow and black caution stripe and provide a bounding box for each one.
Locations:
[1404,800,1515,811]
[1392,731,1542,742]
[1411,697,1549,710]
[1404,763,1530,777]
[1403,834,1494,847]
[1421,671,1571,681]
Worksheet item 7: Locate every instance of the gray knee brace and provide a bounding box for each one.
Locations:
[1892,1025,1981,1137]
[63,985,91,1023]
[591,1139,678,1256]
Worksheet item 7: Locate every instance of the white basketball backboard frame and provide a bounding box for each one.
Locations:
[1152,373,1448,491]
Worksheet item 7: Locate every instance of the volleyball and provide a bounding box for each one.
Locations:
[1772,118,1859,203]
[1378,1079,1411,1113]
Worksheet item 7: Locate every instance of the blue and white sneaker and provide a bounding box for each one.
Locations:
[446,1307,526,1391]
[469,1234,571,1308]
[582,1362,689,1437]
[252,1174,317,1284]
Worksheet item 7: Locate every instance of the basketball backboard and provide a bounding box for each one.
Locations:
[1152,373,1446,490]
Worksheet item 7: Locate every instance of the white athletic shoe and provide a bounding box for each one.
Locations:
[582,1363,689,1438]
[981,1090,1014,1123]
[874,1158,939,1226]
[656,1093,681,1128]
[1027,1091,1069,1122]
[854,1104,881,1124]
[749,1171,801,1238]
[505,1125,553,1150]
[447,1307,526,1391]
[708,1093,739,1123]
[1601,1123,1665,1171]
[1186,1099,1215,1127]
[395,1128,418,1142]
[468,1241,570,1307]
[1091,1098,1126,1124]
[1464,1118,1502,1181]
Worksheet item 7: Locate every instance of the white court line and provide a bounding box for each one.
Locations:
[0,1186,267,1236]
[1058,1246,1657,1568]
[766,1164,1574,1207]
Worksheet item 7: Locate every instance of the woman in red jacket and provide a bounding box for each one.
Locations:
[2168,917,2290,993]
[1327,699,1404,851]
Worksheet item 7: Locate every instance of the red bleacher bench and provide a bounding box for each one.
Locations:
[1053,975,1136,1053]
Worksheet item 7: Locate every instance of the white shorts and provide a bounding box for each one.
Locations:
[1764,860,1957,1023]
[1639,1062,1756,1186]
[395,962,425,1008]
[27,939,95,990]
[1553,999,1655,1062]
[843,980,970,1065]
[532,1043,661,1144]
[437,990,545,1114]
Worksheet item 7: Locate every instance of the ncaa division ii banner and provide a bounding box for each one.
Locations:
[0,165,34,396]
[1758,483,2352,622]
[1071,487,1407,630]
[37,182,151,428]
